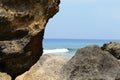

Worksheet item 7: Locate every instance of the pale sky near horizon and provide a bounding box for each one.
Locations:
[44,0,120,39]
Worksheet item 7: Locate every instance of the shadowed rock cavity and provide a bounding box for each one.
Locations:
[0,0,60,79]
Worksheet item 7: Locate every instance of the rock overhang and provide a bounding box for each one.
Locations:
[0,0,60,79]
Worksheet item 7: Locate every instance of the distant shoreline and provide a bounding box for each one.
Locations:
[44,38,120,41]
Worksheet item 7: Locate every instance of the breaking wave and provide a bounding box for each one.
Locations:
[43,48,69,54]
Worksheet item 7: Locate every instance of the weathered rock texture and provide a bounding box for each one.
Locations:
[15,54,69,80]
[102,42,120,59]
[0,72,11,80]
[61,45,120,80]
[15,45,120,80]
[0,0,60,79]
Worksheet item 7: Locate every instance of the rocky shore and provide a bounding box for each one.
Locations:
[15,43,120,80]
[0,0,120,80]
[0,43,120,80]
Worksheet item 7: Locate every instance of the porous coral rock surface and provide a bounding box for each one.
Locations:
[0,0,60,79]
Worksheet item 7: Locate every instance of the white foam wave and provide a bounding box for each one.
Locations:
[43,48,69,54]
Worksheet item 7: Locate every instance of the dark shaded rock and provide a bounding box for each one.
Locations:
[61,45,120,80]
[102,42,120,59]
[0,0,60,79]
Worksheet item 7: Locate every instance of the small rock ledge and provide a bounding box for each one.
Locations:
[102,42,120,59]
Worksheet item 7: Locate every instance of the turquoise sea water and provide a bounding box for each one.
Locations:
[43,39,120,57]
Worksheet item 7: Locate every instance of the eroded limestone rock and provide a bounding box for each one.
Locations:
[0,0,60,79]
[102,42,120,59]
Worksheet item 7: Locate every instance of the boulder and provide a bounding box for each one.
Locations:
[102,42,120,59]
[61,45,120,80]
[0,0,60,79]
[15,54,69,80]
[16,45,120,80]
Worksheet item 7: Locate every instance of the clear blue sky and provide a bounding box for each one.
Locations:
[44,0,120,39]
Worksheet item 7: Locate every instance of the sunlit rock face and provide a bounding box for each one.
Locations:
[102,42,120,59]
[0,0,60,79]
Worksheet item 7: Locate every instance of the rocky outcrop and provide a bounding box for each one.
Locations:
[0,0,60,79]
[102,42,120,59]
[15,45,120,80]
[15,54,69,80]
[61,45,120,80]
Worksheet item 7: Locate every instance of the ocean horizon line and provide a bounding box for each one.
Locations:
[44,38,120,41]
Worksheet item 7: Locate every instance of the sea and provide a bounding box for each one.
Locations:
[43,39,120,57]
